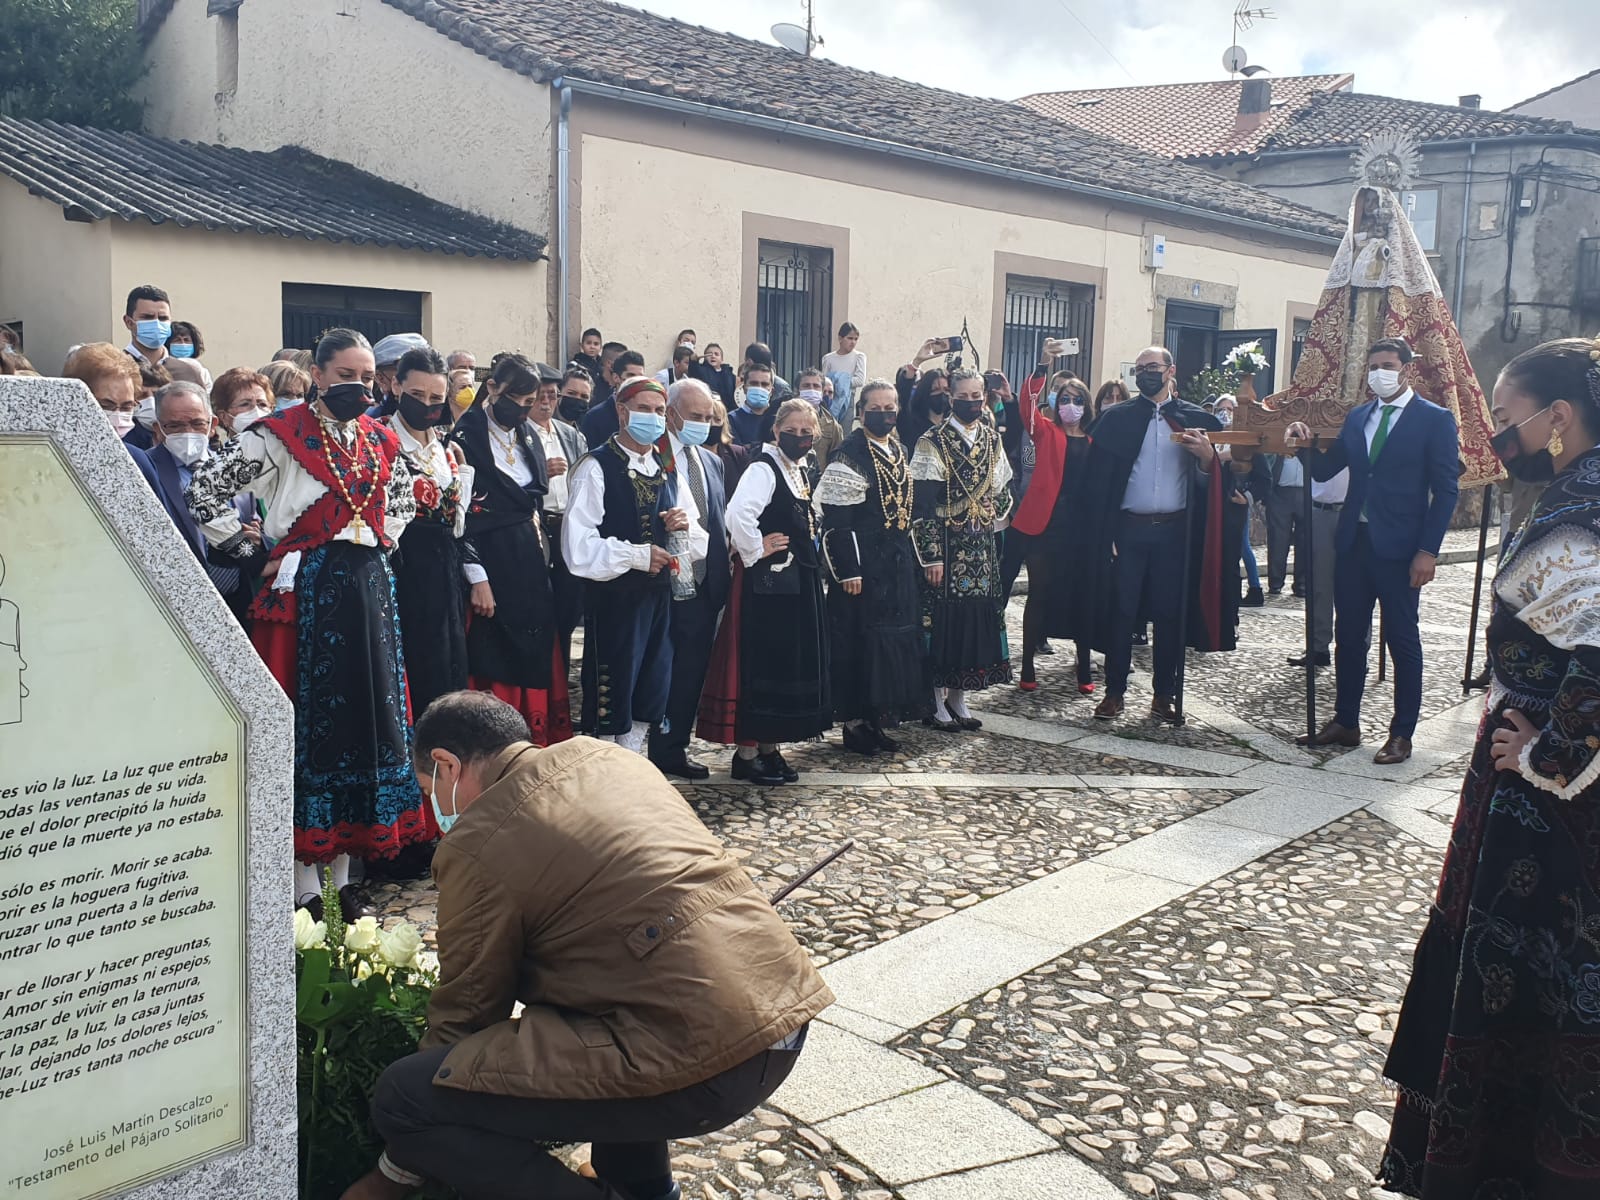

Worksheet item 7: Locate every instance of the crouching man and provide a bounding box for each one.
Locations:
[342,691,833,1200]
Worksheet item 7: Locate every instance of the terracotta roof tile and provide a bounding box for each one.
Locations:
[0,116,546,260]
[379,0,1343,241]
[1015,75,1354,160]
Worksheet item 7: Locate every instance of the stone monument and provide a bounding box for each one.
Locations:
[0,376,295,1200]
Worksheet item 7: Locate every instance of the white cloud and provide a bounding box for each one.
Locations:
[633,0,1590,111]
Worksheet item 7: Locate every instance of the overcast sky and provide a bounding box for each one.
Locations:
[630,0,1589,111]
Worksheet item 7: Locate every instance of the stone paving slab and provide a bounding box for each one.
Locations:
[965,862,1190,948]
[817,1082,1059,1186]
[897,811,1438,1200]
[1091,816,1288,886]
[772,1022,945,1124]
[897,1152,1128,1200]
[1197,787,1369,841]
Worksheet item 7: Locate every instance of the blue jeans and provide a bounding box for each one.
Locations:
[1240,518,1261,589]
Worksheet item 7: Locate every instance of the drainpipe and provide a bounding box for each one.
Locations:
[556,80,572,362]
[1453,140,1476,320]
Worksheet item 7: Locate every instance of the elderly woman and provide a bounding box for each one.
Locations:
[700,399,830,784]
[261,360,311,412]
[1380,335,1600,1198]
[211,367,274,442]
[62,343,143,440]
[818,380,931,752]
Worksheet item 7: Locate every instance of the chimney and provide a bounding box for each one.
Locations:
[1235,77,1273,133]
[1459,93,1481,109]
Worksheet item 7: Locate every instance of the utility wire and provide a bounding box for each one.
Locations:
[1050,0,1137,83]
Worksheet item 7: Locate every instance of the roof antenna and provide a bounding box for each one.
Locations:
[1226,0,1275,77]
[771,0,824,56]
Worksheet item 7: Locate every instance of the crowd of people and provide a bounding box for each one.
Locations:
[8,280,1600,1200]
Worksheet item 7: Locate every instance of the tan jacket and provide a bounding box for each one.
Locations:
[422,738,833,1099]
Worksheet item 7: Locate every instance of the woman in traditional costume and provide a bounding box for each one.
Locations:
[700,400,830,785]
[186,329,419,921]
[911,368,1014,730]
[1380,335,1600,1197]
[818,379,931,753]
[386,347,473,721]
[448,354,572,747]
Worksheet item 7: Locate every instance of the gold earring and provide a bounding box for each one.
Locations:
[1547,427,1564,459]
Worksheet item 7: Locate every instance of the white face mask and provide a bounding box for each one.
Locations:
[134,396,158,430]
[1368,368,1402,398]
[165,432,209,466]
[429,761,460,834]
[107,410,136,437]
[233,408,270,435]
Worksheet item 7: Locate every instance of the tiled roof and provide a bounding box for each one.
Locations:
[1014,75,1354,160]
[0,116,546,260]
[379,0,1344,241]
[1260,89,1587,152]
[1511,67,1600,112]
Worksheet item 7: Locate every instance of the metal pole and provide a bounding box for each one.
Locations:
[1299,448,1318,740]
[1462,484,1494,693]
[1171,450,1197,727]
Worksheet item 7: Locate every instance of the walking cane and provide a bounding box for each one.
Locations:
[1461,485,1494,694]
[769,840,855,906]
[1299,449,1318,740]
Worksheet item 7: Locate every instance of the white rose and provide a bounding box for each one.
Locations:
[379,923,424,968]
[344,915,381,955]
[294,908,326,951]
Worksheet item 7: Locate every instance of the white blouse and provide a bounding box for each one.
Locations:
[562,441,707,582]
[728,444,809,568]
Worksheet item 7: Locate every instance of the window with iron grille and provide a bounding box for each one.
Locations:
[755,241,833,386]
[1291,318,1312,376]
[1001,275,1096,390]
[281,283,423,353]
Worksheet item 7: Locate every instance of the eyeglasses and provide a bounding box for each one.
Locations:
[160,418,212,434]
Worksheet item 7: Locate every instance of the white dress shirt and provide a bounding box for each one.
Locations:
[728,444,808,568]
[1363,388,1413,451]
[1312,468,1350,505]
[1276,455,1304,489]
[1121,401,1190,514]
[389,417,484,586]
[664,431,713,581]
[531,421,570,513]
[563,439,705,582]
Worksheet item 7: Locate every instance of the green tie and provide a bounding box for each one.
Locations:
[1369,404,1398,462]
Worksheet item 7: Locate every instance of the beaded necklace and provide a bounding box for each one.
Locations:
[318,415,380,538]
[942,421,997,533]
[487,418,519,467]
[866,436,911,531]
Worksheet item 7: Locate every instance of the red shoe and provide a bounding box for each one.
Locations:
[1078,683,1096,695]
[1019,681,1039,692]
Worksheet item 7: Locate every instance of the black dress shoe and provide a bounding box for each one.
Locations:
[871,725,901,753]
[1295,719,1362,748]
[841,724,879,756]
[924,715,962,732]
[731,752,786,785]
[296,892,324,922]
[1240,587,1265,608]
[652,755,711,781]
[1288,651,1331,667]
[1150,695,1183,724]
[1035,640,1055,656]
[954,714,982,731]
[339,884,377,923]
[767,751,799,783]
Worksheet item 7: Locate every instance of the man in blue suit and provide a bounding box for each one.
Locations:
[1289,338,1459,763]
[649,377,731,780]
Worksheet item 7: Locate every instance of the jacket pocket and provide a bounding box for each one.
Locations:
[625,868,756,959]
[568,1013,615,1049]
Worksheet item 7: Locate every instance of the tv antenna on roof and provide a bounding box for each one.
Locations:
[1226,0,1275,77]
[772,0,824,56]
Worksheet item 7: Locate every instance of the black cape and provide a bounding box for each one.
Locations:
[1077,397,1244,655]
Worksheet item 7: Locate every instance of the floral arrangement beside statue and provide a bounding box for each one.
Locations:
[1222,340,1271,404]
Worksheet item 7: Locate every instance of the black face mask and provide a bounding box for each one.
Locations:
[778,432,815,461]
[398,393,447,430]
[707,425,724,446]
[320,382,373,422]
[1491,421,1555,483]
[492,396,531,430]
[863,409,897,437]
[927,393,951,417]
[952,398,985,425]
[1134,369,1167,398]
[558,393,590,423]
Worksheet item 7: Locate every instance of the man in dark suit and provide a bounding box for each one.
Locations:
[649,377,730,780]
[147,381,266,619]
[1289,338,1459,764]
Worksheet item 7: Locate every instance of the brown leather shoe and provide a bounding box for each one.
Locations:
[1295,720,1361,748]
[1093,694,1125,720]
[1150,695,1183,724]
[1374,735,1413,765]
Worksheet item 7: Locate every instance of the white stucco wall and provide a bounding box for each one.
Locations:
[576,135,1327,385]
[0,183,115,374]
[1511,73,1600,127]
[140,0,550,233]
[100,223,544,375]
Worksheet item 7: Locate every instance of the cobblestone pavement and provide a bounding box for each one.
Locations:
[374,541,1488,1199]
